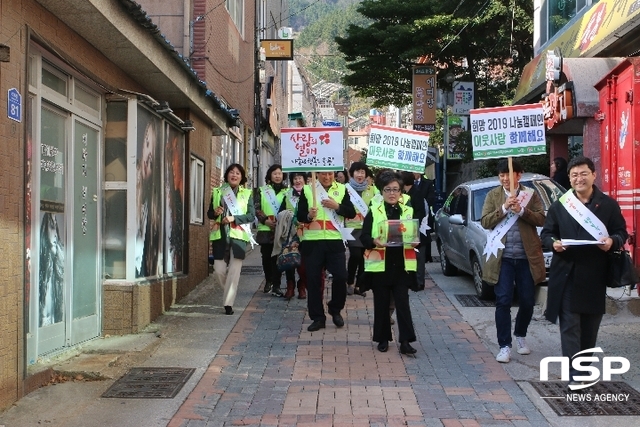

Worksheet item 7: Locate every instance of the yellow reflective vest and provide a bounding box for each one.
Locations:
[209,184,252,242]
[300,182,346,241]
[345,185,379,230]
[257,185,286,232]
[364,200,417,273]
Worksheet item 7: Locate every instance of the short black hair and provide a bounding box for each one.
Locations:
[567,156,595,173]
[401,171,414,186]
[264,164,287,183]
[496,159,523,174]
[375,170,403,192]
[348,162,370,177]
[224,163,247,186]
[289,171,307,181]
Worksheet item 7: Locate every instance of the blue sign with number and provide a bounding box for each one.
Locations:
[8,88,22,122]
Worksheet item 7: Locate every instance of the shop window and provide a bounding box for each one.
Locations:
[190,156,205,224]
[104,190,126,279]
[164,123,185,274]
[547,0,590,42]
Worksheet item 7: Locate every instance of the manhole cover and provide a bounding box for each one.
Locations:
[529,381,640,416]
[455,294,495,307]
[102,367,195,399]
[240,266,263,275]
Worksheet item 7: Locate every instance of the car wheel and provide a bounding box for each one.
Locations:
[439,242,458,276]
[471,255,495,300]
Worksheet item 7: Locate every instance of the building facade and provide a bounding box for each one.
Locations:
[0,0,240,410]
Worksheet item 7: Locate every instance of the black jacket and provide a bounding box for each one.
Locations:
[540,186,627,322]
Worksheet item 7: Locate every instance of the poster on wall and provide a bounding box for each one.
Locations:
[136,106,163,278]
[164,124,184,274]
[38,209,65,327]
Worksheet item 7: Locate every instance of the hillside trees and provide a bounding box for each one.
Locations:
[335,0,534,108]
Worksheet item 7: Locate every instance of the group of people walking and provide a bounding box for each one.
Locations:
[207,154,627,377]
[208,162,436,355]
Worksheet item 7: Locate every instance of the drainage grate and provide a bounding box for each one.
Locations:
[240,266,264,275]
[102,367,195,399]
[529,381,640,416]
[454,294,495,307]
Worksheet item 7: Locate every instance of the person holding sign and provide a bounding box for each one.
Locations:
[541,156,627,387]
[255,164,288,297]
[208,164,256,315]
[296,172,356,332]
[361,170,419,354]
[480,159,546,363]
[345,162,379,296]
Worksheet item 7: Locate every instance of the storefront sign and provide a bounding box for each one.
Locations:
[260,39,293,60]
[367,124,430,173]
[470,104,546,159]
[412,65,437,132]
[452,82,474,115]
[542,83,574,129]
[281,127,343,171]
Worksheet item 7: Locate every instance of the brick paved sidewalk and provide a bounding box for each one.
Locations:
[169,276,549,427]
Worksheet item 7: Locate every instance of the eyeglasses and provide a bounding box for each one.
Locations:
[569,172,592,180]
[383,187,401,194]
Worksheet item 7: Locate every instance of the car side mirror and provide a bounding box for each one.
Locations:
[449,214,466,225]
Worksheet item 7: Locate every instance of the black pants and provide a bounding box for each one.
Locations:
[301,240,347,322]
[558,279,603,380]
[371,272,416,343]
[260,244,282,286]
[347,246,364,285]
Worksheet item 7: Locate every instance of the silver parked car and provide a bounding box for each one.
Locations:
[434,173,566,299]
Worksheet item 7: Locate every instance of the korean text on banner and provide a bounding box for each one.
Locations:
[367,124,430,173]
[412,65,437,132]
[470,104,546,160]
[281,127,344,172]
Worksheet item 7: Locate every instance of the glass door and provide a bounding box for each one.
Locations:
[37,104,67,354]
[71,119,100,344]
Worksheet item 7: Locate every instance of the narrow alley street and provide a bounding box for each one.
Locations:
[2,246,640,427]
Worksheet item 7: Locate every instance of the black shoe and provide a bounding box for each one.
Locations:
[307,320,326,332]
[377,341,389,352]
[331,313,344,327]
[271,287,284,297]
[263,282,272,293]
[354,288,367,297]
[224,306,234,315]
[400,341,417,354]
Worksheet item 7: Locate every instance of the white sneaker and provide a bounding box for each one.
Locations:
[496,346,511,363]
[515,336,531,355]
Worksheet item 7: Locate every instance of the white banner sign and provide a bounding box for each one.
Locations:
[367,124,430,173]
[281,127,344,172]
[470,104,546,160]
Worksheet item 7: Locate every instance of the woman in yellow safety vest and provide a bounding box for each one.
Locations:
[360,170,419,355]
[208,163,255,315]
[255,164,288,297]
[345,162,379,296]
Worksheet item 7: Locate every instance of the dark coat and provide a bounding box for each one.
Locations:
[540,186,627,323]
